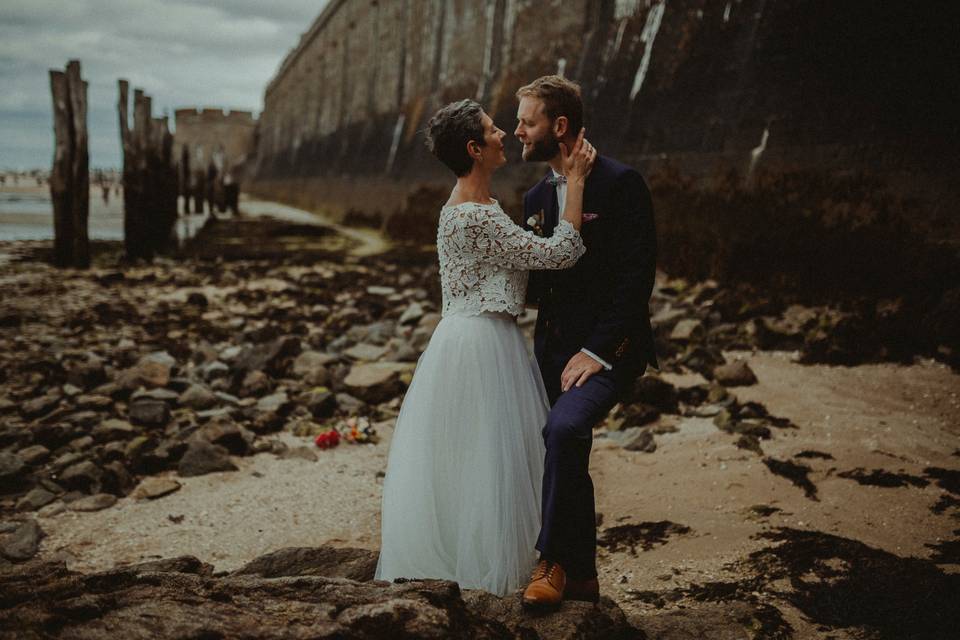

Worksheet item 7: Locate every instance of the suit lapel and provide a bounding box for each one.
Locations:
[582,155,608,216]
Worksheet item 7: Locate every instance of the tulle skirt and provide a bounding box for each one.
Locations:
[375,312,548,595]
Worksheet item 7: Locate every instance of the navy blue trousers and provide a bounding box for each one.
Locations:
[535,356,633,579]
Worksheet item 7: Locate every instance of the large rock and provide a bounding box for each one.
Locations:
[629,376,680,414]
[0,547,639,638]
[256,391,291,415]
[398,302,425,325]
[178,384,219,410]
[92,419,138,443]
[136,387,185,402]
[713,360,758,387]
[64,354,107,389]
[304,389,337,419]
[117,352,175,390]
[201,360,230,381]
[342,363,412,404]
[58,460,103,493]
[101,460,134,495]
[0,453,26,493]
[240,370,272,397]
[131,477,182,500]
[178,440,238,477]
[20,393,61,419]
[621,427,657,452]
[0,518,43,561]
[233,336,301,376]
[0,424,29,449]
[30,423,77,452]
[68,493,118,512]
[16,487,57,511]
[462,589,638,640]
[670,319,705,342]
[232,547,379,581]
[128,399,171,426]
[342,343,388,362]
[196,419,251,455]
[291,351,335,386]
[17,444,51,466]
[75,393,113,410]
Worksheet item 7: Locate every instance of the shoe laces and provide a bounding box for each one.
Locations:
[531,560,556,582]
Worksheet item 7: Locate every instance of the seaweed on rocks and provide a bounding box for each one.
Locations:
[836,468,930,489]
[923,466,960,495]
[762,458,818,500]
[735,434,764,455]
[925,529,960,565]
[747,504,782,519]
[794,450,834,460]
[597,521,692,555]
[625,525,960,638]
[931,494,960,516]
[747,527,960,639]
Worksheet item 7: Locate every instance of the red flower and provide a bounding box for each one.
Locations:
[314,429,341,449]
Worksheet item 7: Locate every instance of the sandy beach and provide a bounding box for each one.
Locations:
[1,199,958,638]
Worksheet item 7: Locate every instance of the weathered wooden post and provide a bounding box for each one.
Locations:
[118,80,140,257]
[118,80,178,259]
[49,60,90,268]
[180,143,191,215]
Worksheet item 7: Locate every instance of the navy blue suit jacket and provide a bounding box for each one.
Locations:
[523,155,658,382]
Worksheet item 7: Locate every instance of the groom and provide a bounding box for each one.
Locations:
[515,76,658,607]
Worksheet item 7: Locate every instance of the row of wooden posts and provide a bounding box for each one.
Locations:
[49,59,233,268]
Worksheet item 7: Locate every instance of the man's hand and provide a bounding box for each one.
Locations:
[561,352,604,393]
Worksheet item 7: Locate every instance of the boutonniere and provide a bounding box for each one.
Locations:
[526,209,546,236]
[582,213,599,222]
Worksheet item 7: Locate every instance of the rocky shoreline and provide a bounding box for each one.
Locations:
[2,216,959,638]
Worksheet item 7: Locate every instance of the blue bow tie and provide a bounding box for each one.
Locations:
[546,174,567,187]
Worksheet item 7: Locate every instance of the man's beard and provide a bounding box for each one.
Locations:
[522,134,560,162]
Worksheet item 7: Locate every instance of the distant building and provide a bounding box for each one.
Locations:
[173,108,257,178]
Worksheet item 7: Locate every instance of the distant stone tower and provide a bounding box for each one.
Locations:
[173,108,257,177]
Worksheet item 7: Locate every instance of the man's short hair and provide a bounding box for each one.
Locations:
[424,99,486,177]
[516,75,583,137]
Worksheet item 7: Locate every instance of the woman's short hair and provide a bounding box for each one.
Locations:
[516,75,583,136]
[425,99,486,177]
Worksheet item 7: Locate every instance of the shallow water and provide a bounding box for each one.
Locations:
[0,189,125,241]
[0,188,210,242]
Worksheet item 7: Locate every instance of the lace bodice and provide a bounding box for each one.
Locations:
[437,200,585,317]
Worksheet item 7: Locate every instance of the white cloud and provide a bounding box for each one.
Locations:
[0,0,325,168]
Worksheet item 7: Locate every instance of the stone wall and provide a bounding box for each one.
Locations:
[250,0,959,308]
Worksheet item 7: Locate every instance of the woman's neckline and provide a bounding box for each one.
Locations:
[442,197,499,210]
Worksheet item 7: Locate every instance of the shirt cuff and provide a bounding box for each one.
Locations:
[580,348,613,371]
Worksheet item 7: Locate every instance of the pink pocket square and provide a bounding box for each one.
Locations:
[582,213,599,222]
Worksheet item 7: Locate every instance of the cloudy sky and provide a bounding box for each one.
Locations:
[0,0,326,170]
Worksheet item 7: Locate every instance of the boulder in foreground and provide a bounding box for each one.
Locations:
[0,546,640,639]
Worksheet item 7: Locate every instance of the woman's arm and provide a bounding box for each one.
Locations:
[455,205,585,270]
[559,128,596,232]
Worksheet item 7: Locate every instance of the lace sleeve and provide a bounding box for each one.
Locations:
[456,204,585,270]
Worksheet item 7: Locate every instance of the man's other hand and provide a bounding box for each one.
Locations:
[561,352,603,393]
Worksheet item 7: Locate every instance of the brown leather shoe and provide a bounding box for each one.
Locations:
[521,560,566,609]
[564,577,600,603]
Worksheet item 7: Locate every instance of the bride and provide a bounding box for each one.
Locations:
[375,99,596,596]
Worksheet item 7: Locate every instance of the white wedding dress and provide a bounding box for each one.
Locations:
[375,200,585,595]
